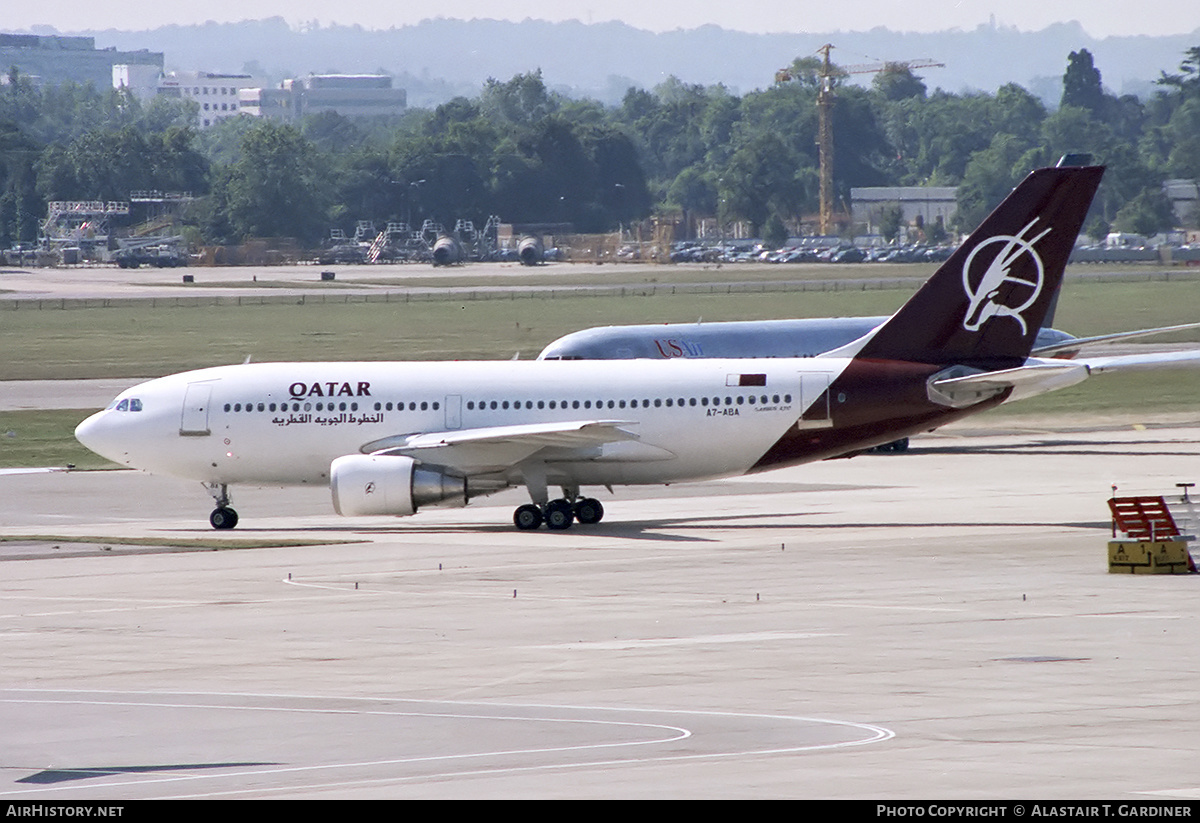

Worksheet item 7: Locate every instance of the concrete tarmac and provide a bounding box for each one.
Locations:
[2,423,1199,798]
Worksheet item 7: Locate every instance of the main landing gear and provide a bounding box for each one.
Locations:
[205,482,239,530]
[513,497,604,531]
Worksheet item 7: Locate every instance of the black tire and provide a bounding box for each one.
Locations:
[210,507,239,530]
[574,497,604,525]
[544,499,574,530]
[514,503,543,530]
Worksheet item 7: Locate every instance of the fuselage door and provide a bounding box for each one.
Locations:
[444,394,462,430]
[180,382,213,436]
[797,373,832,429]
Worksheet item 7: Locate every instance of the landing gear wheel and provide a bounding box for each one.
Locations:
[514,503,543,530]
[544,499,574,530]
[573,497,604,525]
[210,507,239,530]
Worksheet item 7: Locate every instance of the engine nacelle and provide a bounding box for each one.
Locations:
[330,454,466,517]
[517,234,544,266]
[431,235,465,266]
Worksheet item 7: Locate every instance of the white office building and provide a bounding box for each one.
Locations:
[157,71,267,129]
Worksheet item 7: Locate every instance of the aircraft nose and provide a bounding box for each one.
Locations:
[75,410,124,463]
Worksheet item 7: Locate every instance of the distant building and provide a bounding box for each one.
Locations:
[851,186,958,238]
[302,74,407,118]
[240,74,406,122]
[112,63,163,102]
[1163,179,1199,228]
[238,81,301,122]
[0,32,162,88]
[157,71,267,129]
[112,67,266,129]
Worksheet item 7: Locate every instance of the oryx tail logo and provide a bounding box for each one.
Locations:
[961,219,1051,336]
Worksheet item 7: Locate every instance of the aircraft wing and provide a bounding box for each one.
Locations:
[359,419,669,474]
[1031,322,1200,357]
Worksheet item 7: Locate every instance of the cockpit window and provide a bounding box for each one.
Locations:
[112,398,143,412]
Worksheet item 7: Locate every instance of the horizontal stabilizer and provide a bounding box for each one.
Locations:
[931,360,1089,393]
[928,348,1200,407]
[928,360,1090,406]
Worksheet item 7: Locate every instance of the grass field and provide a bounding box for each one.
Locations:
[2,272,1198,468]
[4,277,1200,377]
[0,409,113,469]
[1,286,921,379]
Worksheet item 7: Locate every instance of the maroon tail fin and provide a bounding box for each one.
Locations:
[852,161,1104,370]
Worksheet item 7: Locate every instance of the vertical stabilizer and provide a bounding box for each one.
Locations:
[852,163,1104,370]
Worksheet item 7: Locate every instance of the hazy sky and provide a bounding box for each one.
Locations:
[9,0,1200,38]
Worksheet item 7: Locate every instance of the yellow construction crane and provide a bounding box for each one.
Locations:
[777,45,943,235]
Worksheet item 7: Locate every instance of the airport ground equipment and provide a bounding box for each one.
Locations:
[432,233,466,266]
[518,234,544,265]
[41,200,130,261]
[113,237,188,268]
[1107,491,1197,574]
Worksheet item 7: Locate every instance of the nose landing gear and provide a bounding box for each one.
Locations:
[204,482,239,530]
[209,507,239,530]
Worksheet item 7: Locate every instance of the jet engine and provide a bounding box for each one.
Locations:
[517,234,544,266]
[330,454,466,517]
[431,235,465,266]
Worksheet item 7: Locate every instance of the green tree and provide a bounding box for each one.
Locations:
[667,164,718,216]
[877,90,1012,185]
[581,125,652,226]
[302,110,366,154]
[479,71,558,128]
[332,147,404,228]
[0,122,41,247]
[1162,98,1200,178]
[1084,214,1111,242]
[36,126,208,202]
[1062,49,1105,113]
[762,213,789,248]
[1113,187,1176,235]
[717,132,806,236]
[955,133,1033,231]
[1156,46,1200,102]
[697,87,741,168]
[872,65,927,102]
[390,140,488,228]
[878,202,904,242]
[208,120,329,243]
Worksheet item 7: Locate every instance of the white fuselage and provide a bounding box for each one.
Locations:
[77,358,851,491]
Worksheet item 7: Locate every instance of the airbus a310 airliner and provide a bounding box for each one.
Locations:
[75,159,1200,530]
